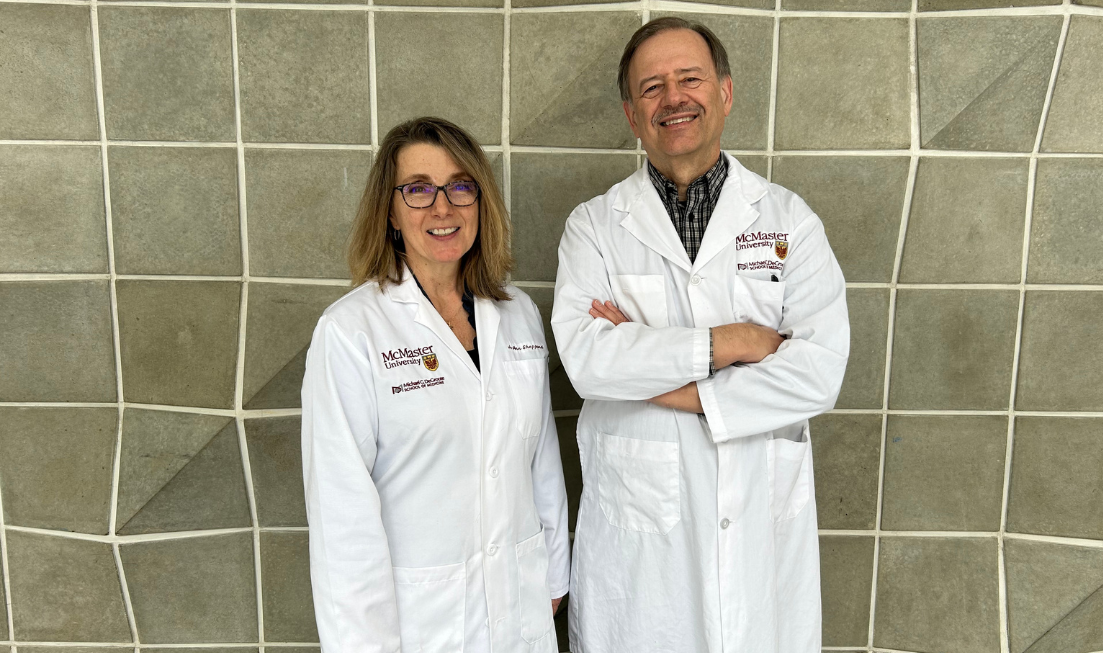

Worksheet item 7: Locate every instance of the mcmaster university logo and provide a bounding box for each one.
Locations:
[423,354,439,371]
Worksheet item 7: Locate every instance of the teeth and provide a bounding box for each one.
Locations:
[429,227,459,236]
[662,116,695,126]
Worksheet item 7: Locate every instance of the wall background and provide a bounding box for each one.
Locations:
[1,0,1102,650]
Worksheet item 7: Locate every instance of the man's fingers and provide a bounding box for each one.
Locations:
[589,299,629,325]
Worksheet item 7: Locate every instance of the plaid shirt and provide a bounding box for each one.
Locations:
[647,155,728,263]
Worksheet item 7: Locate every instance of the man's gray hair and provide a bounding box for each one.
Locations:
[617,17,732,103]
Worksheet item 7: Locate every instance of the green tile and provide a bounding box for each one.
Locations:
[889,289,1019,410]
[1007,417,1103,540]
[810,414,881,530]
[836,288,889,409]
[245,416,307,527]
[513,0,628,6]
[375,13,502,145]
[900,158,1028,283]
[918,16,1062,151]
[1027,159,1103,284]
[1016,292,1103,411]
[921,0,1057,7]
[784,0,908,8]
[19,648,133,653]
[882,415,1007,532]
[1024,586,1103,653]
[7,531,132,642]
[245,149,370,279]
[511,152,637,282]
[776,18,910,150]
[98,7,234,141]
[819,535,875,647]
[378,0,499,6]
[117,280,241,409]
[522,286,582,412]
[772,156,909,283]
[874,537,1000,653]
[1005,538,1103,653]
[0,4,98,140]
[651,14,773,150]
[1042,17,1103,153]
[0,408,116,535]
[0,281,117,402]
[0,145,107,273]
[237,10,370,144]
[555,415,582,532]
[510,12,639,148]
[109,146,240,275]
[120,532,258,643]
[261,532,317,642]
[733,155,768,179]
[1073,0,1103,6]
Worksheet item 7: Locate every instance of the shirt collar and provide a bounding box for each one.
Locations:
[646,154,728,204]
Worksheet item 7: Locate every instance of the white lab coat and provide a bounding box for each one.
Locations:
[552,154,849,653]
[301,270,570,653]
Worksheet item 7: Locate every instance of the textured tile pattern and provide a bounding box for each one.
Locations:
[1005,539,1103,653]
[820,536,875,647]
[245,416,308,527]
[1041,17,1103,153]
[810,414,881,530]
[260,532,318,642]
[1027,158,1103,284]
[1016,291,1103,411]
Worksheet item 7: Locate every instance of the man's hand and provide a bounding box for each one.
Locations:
[590,299,629,325]
[552,597,563,615]
[712,322,785,367]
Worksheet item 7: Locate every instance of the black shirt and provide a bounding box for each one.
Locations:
[647,155,728,263]
[412,273,480,371]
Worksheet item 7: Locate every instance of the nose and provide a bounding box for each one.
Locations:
[661,79,688,106]
[429,186,453,216]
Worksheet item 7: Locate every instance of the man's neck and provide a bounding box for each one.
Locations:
[649,148,723,201]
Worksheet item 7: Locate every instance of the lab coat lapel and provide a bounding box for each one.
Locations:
[474,296,500,389]
[692,154,767,272]
[390,270,481,380]
[615,168,692,273]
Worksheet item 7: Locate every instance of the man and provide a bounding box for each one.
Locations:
[551,17,849,653]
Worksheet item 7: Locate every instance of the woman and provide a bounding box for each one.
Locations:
[301,117,569,653]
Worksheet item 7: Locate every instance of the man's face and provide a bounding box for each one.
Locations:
[623,29,733,170]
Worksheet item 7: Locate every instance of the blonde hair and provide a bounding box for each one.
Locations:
[348,117,512,301]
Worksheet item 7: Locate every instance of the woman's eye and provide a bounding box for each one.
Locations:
[408,183,434,194]
[452,182,475,192]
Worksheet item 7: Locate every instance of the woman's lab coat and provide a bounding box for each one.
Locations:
[552,153,850,653]
[301,271,570,653]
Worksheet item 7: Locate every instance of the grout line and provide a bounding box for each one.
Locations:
[112,544,140,644]
[1004,532,1103,549]
[368,3,379,150]
[766,0,780,181]
[501,0,512,216]
[506,144,638,156]
[3,525,254,544]
[0,469,16,645]
[512,280,555,288]
[244,142,374,151]
[0,643,321,649]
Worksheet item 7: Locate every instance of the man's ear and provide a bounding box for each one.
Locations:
[623,101,641,138]
[721,75,734,116]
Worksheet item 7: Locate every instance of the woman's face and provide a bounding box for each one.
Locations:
[390,143,480,274]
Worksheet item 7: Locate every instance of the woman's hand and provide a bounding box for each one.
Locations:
[589,299,630,325]
[552,596,563,615]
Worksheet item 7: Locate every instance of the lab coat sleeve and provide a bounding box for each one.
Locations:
[552,204,711,401]
[697,212,850,442]
[301,315,401,653]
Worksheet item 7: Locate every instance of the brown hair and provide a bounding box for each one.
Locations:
[617,17,731,103]
[347,117,512,301]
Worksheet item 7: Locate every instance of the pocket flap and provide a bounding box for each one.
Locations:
[392,561,466,585]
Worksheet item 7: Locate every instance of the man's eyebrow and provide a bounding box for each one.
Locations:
[637,67,707,89]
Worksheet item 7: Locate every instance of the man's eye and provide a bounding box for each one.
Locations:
[683,77,703,87]
[641,85,661,98]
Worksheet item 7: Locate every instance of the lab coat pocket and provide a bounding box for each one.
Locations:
[516,528,554,643]
[766,424,811,522]
[597,433,681,534]
[503,357,547,439]
[732,275,785,329]
[392,562,467,653]
[610,275,668,327]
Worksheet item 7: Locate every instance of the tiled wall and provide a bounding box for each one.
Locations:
[1,0,1102,650]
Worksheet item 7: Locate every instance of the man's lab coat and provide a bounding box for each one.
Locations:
[552,154,849,653]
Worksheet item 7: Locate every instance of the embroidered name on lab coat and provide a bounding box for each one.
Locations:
[391,376,445,394]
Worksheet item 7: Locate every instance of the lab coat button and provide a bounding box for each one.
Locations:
[720,518,730,529]
[489,466,499,478]
[485,390,493,401]
[487,544,498,556]
[690,274,701,285]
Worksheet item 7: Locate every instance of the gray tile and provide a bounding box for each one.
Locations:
[117,280,241,409]
[836,288,889,409]
[0,281,116,402]
[652,13,773,150]
[1073,0,1103,5]
[378,0,499,6]
[99,7,235,141]
[810,414,881,531]
[0,570,5,640]
[921,0,1057,7]
[510,12,639,148]
[117,411,250,534]
[523,286,582,412]
[120,532,258,643]
[1005,538,1103,653]
[0,4,98,140]
[109,146,241,275]
[244,284,347,409]
[819,535,875,647]
[1016,291,1103,411]
[0,408,116,535]
[874,537,1000,653]
[0,145,107,273]
[881,415,1007,532]
[19,648,133,653]
[900,158,1028,283]
[1042,17,1103,152]
[245,416,307,527]
[245,149,370,279]
[237,10,370,144]
[511,152,637,282]
[889,289,1019,410]
[555,415,582,531]
[261,532,318,642]
[514,0,627,6]
[1027,159,1103,284]
[376,13,502,145]
[1024,585,1103,653]
[1007,417,1103,541]
[784,0,908,8]
[7,531,131,642]
[776,18,910,150]
[733,155,768,178]
[918,16,1062,151]
[145,650,256,653]
[772,156,909,283]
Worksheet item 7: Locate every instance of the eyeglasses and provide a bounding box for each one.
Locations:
[393,180,481,209]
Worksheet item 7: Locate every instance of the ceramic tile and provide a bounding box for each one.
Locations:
[1040,16,1103,152]
[889,289,1019,410]
[835,288,889,409]
[733,155,768,179]
[776,18,910,150]
[555,415,582,531]
[819,535,875,647]
[0,145,107,273]
[261,532,318,642]
[920,0,1057,7]
[1027,159,1103,284]
[1073,0,1103,5]
[244,149,370,279]
[377,0,500,6]
[0,281,116,402]
[375,13,502,145]
[0,408,116,535]
[1022,586,1103,653]
[245,416,307,527]
[109,146,241,275]
[98,7,234,141]
[784,0,908,8]
[523,286,583,411]
[116,280,241,409]
[1016,291,1103,411]
[513,0,628,6]
[237,10,370,144]
[810,414,881,530]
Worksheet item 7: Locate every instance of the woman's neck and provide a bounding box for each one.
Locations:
[407,258,463,300]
